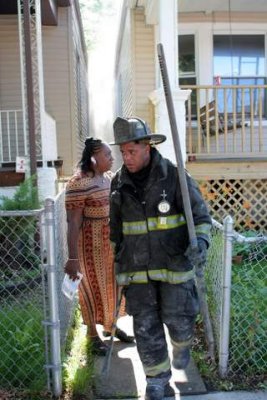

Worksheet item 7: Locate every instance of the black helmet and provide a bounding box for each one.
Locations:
[110,116,166,145]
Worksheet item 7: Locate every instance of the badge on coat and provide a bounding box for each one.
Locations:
[158,190,170,226]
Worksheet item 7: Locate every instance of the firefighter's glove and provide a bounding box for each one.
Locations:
[185,238,208,270]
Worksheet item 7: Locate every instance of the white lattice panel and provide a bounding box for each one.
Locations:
[199,179,267,230]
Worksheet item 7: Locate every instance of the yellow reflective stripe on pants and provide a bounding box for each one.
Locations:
[170,337,193,349]
[148,269,195,283]
[116,271,148,285]
[116,269,195,286]
[143,357,171,377]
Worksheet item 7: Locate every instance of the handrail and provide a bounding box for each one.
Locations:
[181,85,267,158]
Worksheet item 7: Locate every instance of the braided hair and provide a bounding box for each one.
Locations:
[78,137,103,174]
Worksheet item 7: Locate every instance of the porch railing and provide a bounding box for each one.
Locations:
[0,109,27,165]
[181,85,267,159]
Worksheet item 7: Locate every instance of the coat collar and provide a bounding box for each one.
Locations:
[116,148,169,189]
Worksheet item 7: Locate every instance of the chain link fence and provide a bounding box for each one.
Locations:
[205,219,224,350]
[53,191,76,348]
[228,229,267,377]
[0,190,266,395]
[206,217,267,378]
[0,208,47,391]
[0,191,75,396]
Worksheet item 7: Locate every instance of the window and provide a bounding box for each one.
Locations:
[178,35,196,115]
[213,35,266,116]
[179,34,196,76]
[214,35,264,78]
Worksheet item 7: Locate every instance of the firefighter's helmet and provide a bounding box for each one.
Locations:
[110,116,166,145]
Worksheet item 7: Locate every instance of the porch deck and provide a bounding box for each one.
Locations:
[187,122,267,160]
[182,85,267,174]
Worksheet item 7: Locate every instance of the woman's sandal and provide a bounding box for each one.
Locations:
[103,328,135,343]
[89,336,108,356]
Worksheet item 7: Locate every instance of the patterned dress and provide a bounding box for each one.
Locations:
[65,170,116,331]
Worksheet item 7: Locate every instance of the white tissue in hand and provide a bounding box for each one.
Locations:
[61,272,83,300]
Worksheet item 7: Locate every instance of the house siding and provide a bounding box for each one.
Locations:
[134,9,155,128]
[71,4,89,158]
[42,7,74,175]
[0,16,22,110]
[115,9,155,126]
[117,10,134,117]
[42,6,88,176]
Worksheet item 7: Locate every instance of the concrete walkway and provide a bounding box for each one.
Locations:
[96,392,267,400]
[94,316,267,400]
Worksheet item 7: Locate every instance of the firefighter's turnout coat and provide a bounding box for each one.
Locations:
[110,148,211,286]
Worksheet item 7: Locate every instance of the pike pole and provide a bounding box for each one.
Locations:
[101,286,124,377]
[157,43,215,361]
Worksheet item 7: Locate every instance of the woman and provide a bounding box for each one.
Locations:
[64,137,133,356]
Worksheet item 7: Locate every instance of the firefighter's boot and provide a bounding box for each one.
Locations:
[172,346,190,369]
[145,371,172,400]
[164,383,175,397]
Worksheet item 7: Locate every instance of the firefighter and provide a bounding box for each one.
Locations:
[109,117,212,400]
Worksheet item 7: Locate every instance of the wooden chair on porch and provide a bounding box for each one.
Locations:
[199,100,244,136]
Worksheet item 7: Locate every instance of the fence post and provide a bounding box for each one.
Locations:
[219,215,234,378]
[44,198,62,396]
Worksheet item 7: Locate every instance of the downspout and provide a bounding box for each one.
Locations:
[23,0,37,179]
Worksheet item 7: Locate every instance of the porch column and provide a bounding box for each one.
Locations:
[149,0,191,164]
[149,87,190,163]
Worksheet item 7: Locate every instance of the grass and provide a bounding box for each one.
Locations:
[192,317,267,392]
[193,250,267,392]
[0,302,96,400]
[61,308,95,400]
[0,296,46,392]
[199,230,267,391]
[230,257,267,375]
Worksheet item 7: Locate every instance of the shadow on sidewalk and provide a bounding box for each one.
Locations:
[93,316,207,399]
[94,341,139,399]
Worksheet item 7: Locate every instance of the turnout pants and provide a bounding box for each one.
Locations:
[125,279,199,377]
